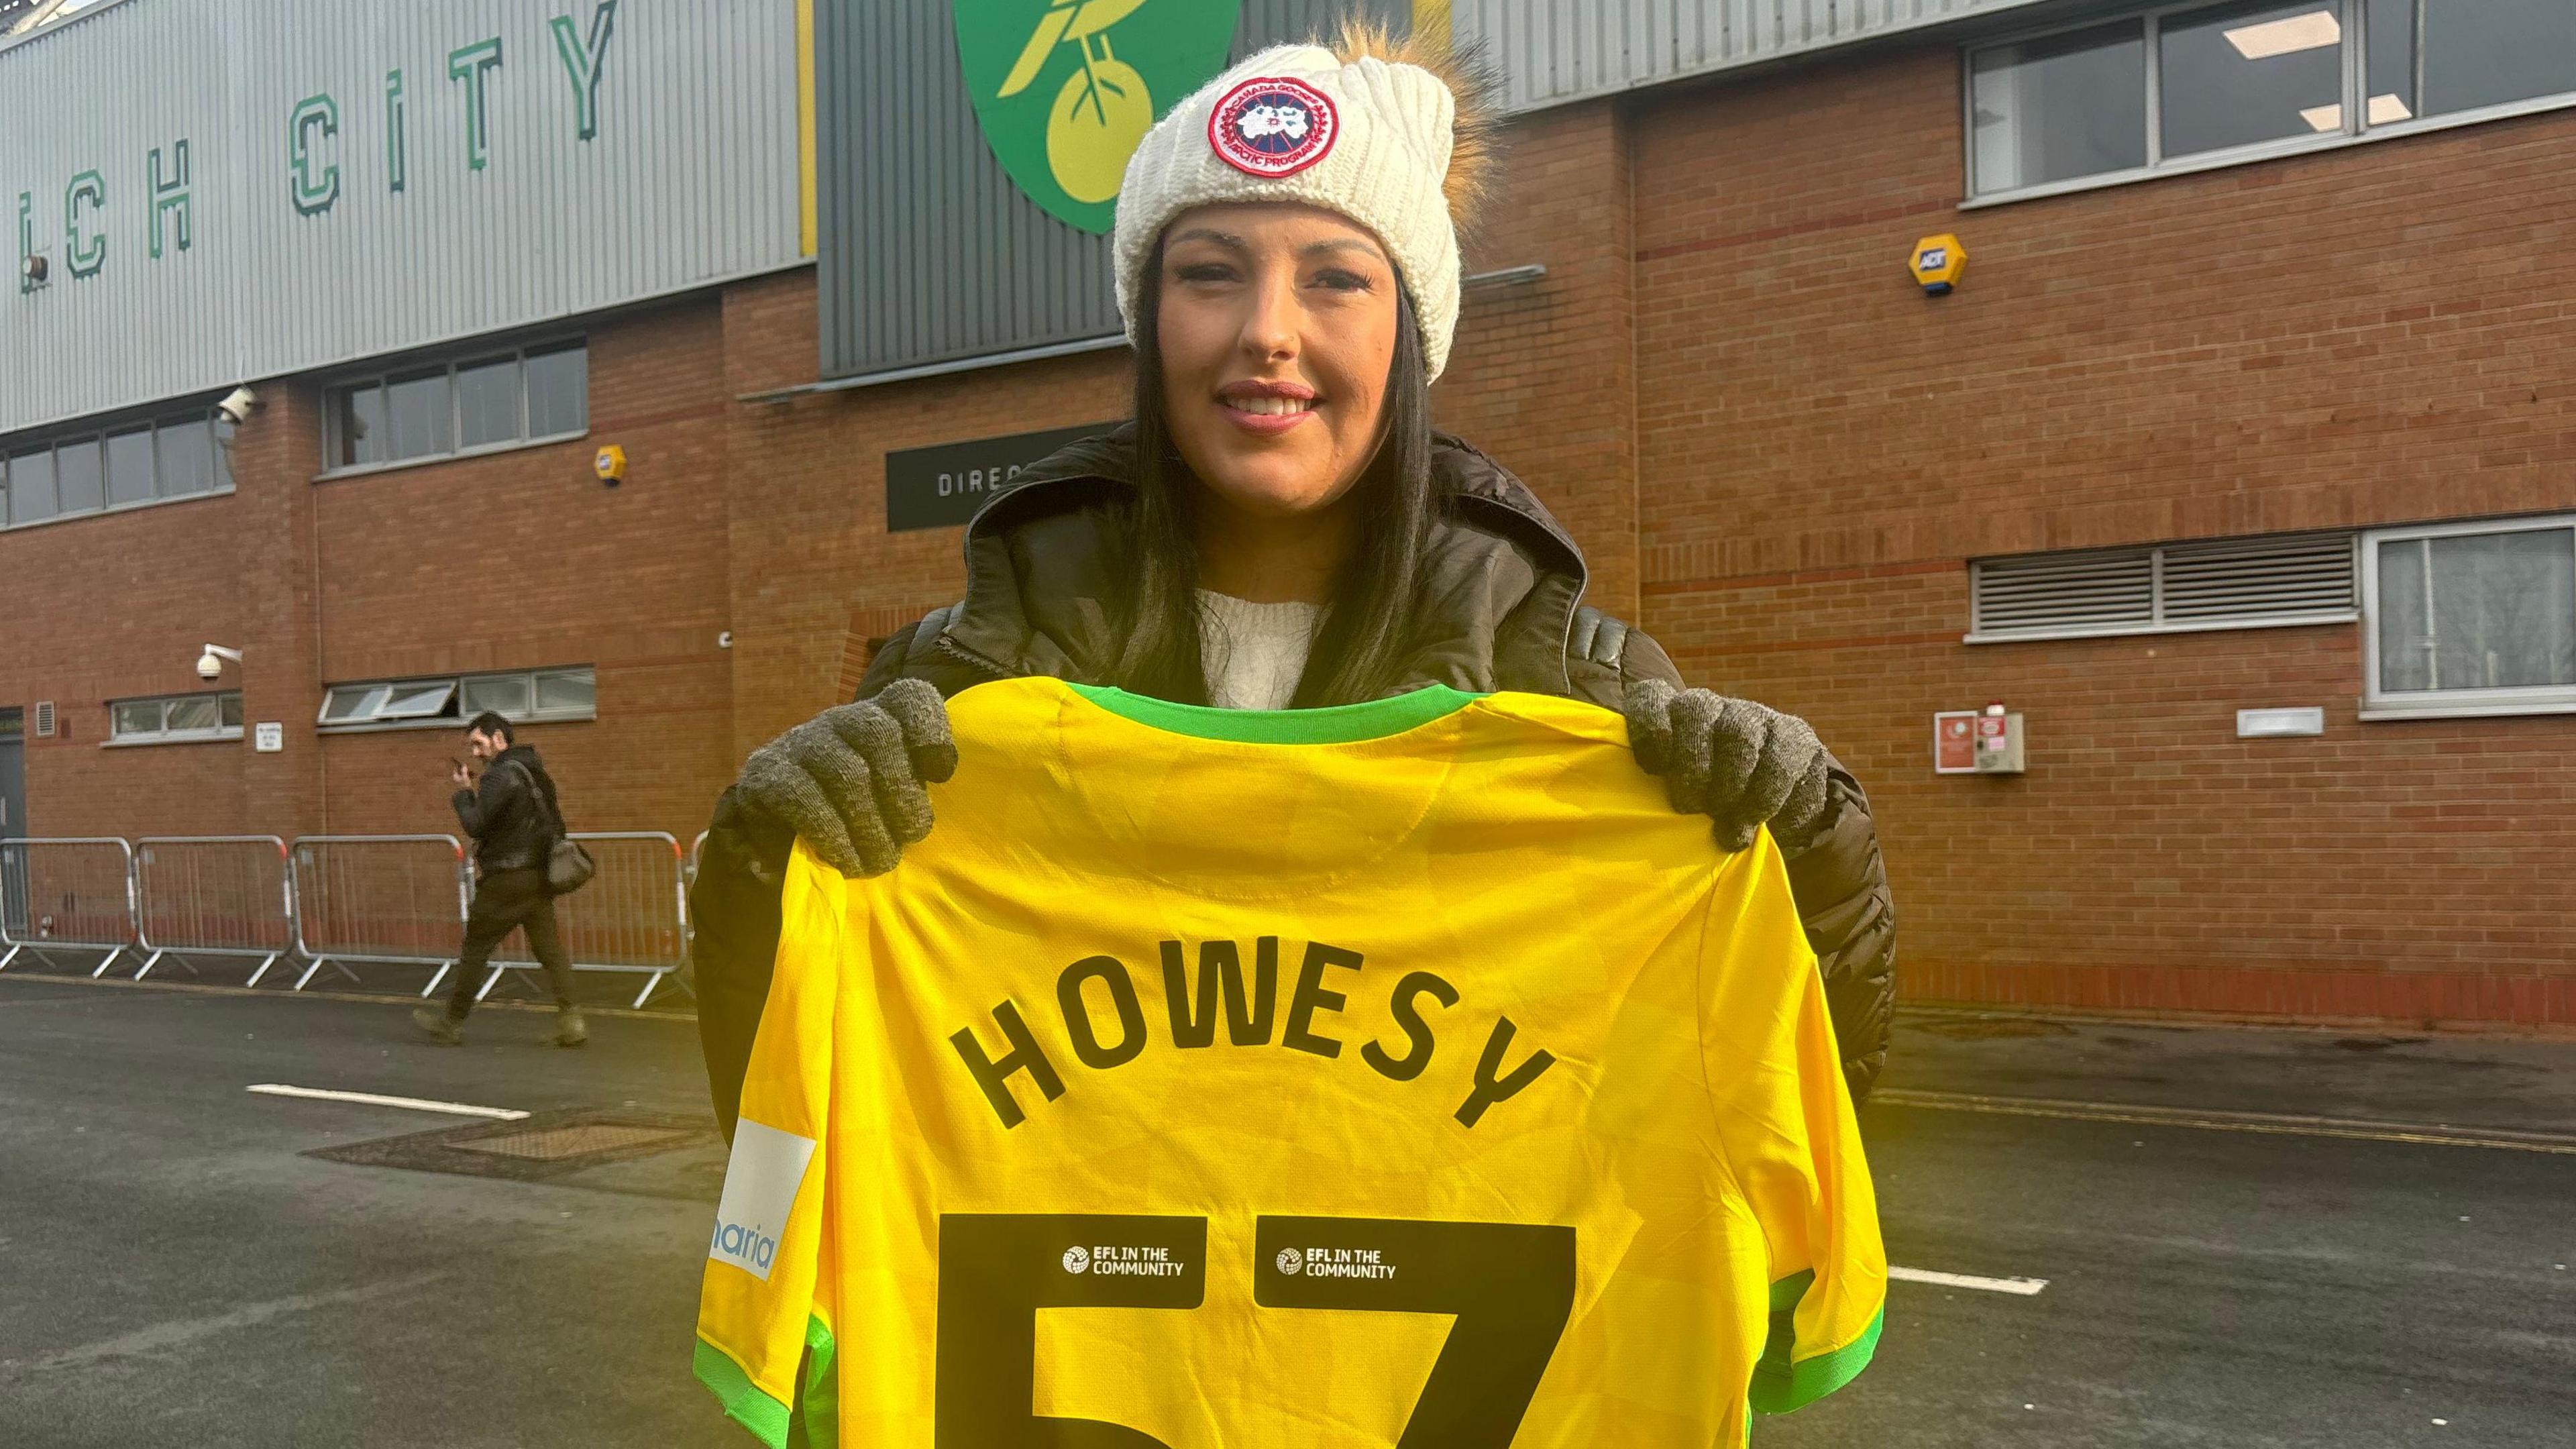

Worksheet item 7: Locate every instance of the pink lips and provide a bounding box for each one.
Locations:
[1216,378,1319,435]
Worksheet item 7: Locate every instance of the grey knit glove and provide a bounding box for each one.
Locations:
[1624,679,1833,854]
[735,679,957,878]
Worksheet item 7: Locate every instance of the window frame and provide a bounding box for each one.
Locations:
[2359,513,2576,720]
[1963,0,2576,207]
[318,337,589,480]
[103,690,246,747]
[315,666,598,734]
[0,405,237,533]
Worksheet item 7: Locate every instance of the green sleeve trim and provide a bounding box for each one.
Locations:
[1064,682,1479,743]
[794,1316,839,1449]
[694,1336,792,1449]
[1750,1270,1884,1415]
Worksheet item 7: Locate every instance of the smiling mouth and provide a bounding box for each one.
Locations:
[1224,394,1318,417]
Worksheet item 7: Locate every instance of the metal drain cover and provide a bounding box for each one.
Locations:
[452,1122,698,1161]
[306,1110,715,1181]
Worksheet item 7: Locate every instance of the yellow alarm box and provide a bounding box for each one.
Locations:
[1909,233,1966,295]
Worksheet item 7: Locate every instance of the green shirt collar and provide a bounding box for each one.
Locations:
[1065,683,1480,744]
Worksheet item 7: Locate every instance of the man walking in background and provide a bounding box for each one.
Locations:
[413,712,585,1047]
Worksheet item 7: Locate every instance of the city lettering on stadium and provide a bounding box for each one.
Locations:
[945,937,1559,1131]
[13,1,619,287]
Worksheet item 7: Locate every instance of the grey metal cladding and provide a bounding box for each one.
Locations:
[0,0,799,438]
[1450,0,2057,113]
[816,0,1404,381]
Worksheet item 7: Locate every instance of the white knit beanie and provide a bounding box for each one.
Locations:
[1112,42,1464,381]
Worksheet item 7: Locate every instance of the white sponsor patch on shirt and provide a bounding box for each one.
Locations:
[707,1119,816,1281]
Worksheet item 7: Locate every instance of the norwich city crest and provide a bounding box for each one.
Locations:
[954,0,1239,234]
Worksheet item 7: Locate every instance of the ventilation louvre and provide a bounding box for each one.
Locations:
[1972,533,2356,641]
[2160,533,2358,621]
[32,700,54,738]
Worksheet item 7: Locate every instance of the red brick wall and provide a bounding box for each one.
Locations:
[1436,98,1640,621]
[719,270,1132,758]
[1627,45,2576,1027]
[0,478,253,839]
[1,298,739,849]
[305,299,735,840]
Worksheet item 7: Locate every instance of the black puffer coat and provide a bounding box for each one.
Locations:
[692,427,1894,1133]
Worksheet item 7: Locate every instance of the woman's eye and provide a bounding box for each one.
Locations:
[1174,263,1236,283]
[1311,268,1372,292]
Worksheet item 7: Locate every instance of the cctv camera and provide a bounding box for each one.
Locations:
[197,651,224,682]
[216,386,258,427]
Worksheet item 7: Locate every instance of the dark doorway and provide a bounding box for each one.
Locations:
[0,708,23,939]
[0,707,22,837]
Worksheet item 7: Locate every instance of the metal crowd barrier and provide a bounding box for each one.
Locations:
[474,831,693,1010]
[0,837,140,976]
[288,835,470,991]
[133,836,297,985]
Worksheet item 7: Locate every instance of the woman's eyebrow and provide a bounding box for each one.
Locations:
[1167,227,1248,252]
[1299,237,1385,263]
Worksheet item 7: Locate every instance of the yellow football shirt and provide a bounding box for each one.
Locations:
[696,678,1884,1448]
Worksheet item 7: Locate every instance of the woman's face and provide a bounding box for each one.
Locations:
[1155,201,1402,520]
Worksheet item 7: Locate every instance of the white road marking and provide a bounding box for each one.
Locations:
[1872,1087,2576,1156]
[245,1083,529,1120]
[21,1273,447,1371]
[1887,1265,2049,1296]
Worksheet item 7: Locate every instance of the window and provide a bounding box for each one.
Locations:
[1971,22,2149,193]
[384,368,453,460]
[458,675,532,717]
[335,384,388,468]
[2160,1,2347,158]
[0,405,233,530]
[158,418,219,496]
[107,690,244,745]
[1970,531,2358,641]
[5,448,54,526]
[2421,0,2576,117]
[105,427,156,507]
[323,340,587,472]
[1968,1,2576,200]
[525,343,588,439]
[2364,517,2576,718]
[455,356,521,449]
[56,435,103,513]
[317,666,596,731]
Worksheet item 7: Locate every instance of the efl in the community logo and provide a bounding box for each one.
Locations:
[953,0,1238,233]
[1209,76,1338,178]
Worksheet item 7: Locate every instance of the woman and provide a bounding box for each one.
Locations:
[692,23,1893,1138]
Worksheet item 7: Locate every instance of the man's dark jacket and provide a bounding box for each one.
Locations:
[692,427,1896,1134]
[453,744,560,873]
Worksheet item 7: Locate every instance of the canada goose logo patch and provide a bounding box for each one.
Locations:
[1208,76,1337,178]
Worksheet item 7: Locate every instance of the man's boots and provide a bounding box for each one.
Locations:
[411,1007,464,1046]
[555,1008,588,1049]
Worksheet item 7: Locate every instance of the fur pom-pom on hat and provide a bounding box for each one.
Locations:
[1111,22,1500,382]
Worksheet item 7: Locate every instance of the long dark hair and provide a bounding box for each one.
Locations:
[1109,242,1441,707]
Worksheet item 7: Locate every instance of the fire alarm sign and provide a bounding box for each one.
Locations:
[1933,712,1978,774]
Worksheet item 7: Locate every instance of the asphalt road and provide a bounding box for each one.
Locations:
[1,975,2570,1448]
[0,977,737,1449]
